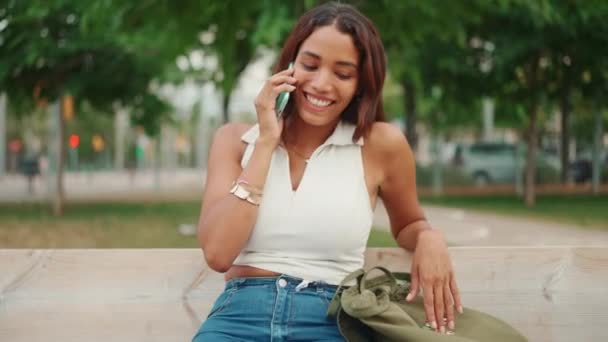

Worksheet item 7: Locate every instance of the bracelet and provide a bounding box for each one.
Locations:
[230,180,262,206]
[235,179,263,195]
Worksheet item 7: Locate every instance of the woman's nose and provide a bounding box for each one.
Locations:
[311,69,332,93]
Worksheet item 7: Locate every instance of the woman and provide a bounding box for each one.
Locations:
[193,2,461,341]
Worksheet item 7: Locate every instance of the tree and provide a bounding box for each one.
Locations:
[194,0,318,123]
[0,0,201,214]
[363,0,482,151]
[542,0,608,183]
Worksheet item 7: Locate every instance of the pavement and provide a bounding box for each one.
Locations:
[0,169,204,202]
[2,168,607,246]
[373,201,608,246]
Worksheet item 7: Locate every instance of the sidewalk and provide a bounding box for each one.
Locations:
[0,169,204,202]
[373,201,608,246]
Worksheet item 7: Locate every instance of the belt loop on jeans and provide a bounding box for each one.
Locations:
[226,277,246,290]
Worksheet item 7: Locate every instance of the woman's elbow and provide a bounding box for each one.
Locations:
[203,248,233,273]
[199,233,233,273]
[197,219,235,273]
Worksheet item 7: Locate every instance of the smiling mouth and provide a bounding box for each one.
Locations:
[304,92,334,108]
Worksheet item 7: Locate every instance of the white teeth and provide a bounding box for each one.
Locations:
[305,94,332,107]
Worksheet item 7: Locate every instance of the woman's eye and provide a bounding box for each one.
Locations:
[301,64,316,71]
[336,73,352,80]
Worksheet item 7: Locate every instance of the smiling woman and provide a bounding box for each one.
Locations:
[192,2,461,341]
[276,6,386,142]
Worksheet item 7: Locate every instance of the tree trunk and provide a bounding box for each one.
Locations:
[53,97,67,216]
[431,132,443,196]
[114,108,128,170]
[560,85,571,184]
[401,77,418,151]
[592,107,603,194]
[524,102,538,207]
[222,92,231,124]
[0,93,6,178]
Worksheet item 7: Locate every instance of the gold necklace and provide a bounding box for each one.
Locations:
[284,142,312,163]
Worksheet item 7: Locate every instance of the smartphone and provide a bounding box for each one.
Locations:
[275,62,295,117]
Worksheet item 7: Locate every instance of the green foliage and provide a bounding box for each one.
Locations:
[2,0,607,136]
[0,0,205,133]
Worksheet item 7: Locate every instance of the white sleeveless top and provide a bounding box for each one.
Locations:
[233,121,374,285]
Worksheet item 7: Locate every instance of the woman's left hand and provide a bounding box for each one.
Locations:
[406,229,462,334]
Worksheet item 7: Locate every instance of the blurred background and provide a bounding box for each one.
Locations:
[0,0,606,248]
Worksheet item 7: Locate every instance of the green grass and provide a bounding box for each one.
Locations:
[421,194,608,230]
[0,201,399,248]
[0,201,202,248]
[367,229,398,247]
[3,194,604,248]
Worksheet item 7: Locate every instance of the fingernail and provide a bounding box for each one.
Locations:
[431,321,437,330]
[440,326,446,334]
[458,305,464,314]
[406,293,413,301]
[449,320,455,330]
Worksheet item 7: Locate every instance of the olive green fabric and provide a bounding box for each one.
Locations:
[327,267,528,342]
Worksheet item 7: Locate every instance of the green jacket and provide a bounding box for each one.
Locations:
[327,267,528,342]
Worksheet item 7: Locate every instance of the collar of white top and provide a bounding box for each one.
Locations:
[241,120,364,147]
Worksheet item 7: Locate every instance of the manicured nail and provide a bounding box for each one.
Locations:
[406,293,413,301]
[449,320,455,330]
[440,326,446,334]
[458,305,464,314]
[431,321,437,330]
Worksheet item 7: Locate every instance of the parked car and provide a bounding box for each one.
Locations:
[569,153,607,183]
[452,142,560,186]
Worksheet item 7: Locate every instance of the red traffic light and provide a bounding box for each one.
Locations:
[69,134,80,149]
[9,139,22,153]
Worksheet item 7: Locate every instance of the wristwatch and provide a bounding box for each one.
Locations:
[230,182,261,205]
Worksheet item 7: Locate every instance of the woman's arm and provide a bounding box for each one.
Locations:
[197,67,296,273]
[370,122,426,249]
[196,123,275,272]
[372,122,462,334]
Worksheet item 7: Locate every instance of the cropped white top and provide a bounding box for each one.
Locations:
[233,121,375,285]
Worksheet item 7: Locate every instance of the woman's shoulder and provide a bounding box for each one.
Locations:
[213,122,255,145]
[215,122,253,139]
[210,122,256,159]
[366,121,410,156]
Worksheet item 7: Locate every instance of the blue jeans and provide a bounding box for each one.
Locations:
[192,275,345,341]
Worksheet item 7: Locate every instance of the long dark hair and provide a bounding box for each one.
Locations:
[275,2,386,141]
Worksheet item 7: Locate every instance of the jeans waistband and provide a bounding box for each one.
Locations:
[225,274,338,291]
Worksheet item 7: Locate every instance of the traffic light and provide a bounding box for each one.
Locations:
[68,134,80,149]
[91,134,105,152]
[62,95,74,120]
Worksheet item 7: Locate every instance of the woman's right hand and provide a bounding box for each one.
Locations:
[253,67,297,146]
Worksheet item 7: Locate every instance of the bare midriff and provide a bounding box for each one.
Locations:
[224,265,281,282]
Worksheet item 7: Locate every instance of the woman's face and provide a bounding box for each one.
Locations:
[292,25,359,127]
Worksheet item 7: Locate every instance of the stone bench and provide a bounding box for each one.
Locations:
[1,247,606,342]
